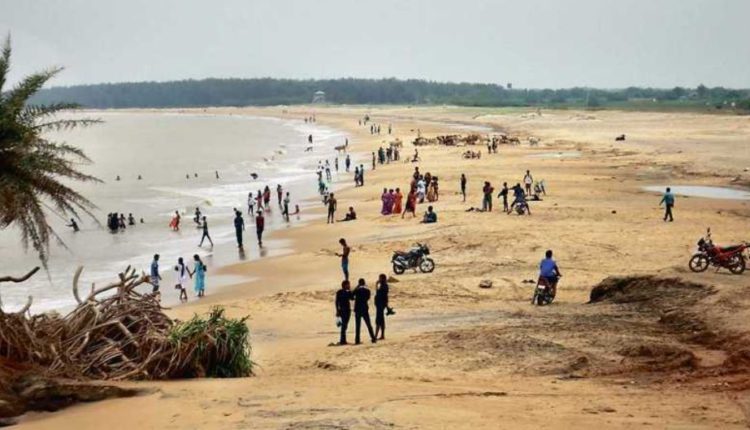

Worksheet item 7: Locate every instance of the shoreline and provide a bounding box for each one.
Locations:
[18,105,750,429]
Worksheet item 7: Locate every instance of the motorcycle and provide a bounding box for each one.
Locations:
[531,275,558,306]
[392,243,435,275]
[688,229,747,274]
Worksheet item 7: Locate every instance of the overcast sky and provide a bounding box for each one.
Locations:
[1,0,749,89]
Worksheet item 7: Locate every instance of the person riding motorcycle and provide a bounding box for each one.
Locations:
[539,249,561,297]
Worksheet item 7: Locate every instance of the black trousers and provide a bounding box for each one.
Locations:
[375,305,386,336]
[339,312,350,344]
[235,227,243,247]
[664,204,674,221]
[354,310,376,343]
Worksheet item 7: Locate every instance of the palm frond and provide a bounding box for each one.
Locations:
[0,34,11,95]
[0,36,100,266]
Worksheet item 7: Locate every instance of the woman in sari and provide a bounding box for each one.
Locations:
[393,188,403,214]
[380,188,391,215]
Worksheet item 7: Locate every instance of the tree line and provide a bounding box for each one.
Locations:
[30,78,750,111]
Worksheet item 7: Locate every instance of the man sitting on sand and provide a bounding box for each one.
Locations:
[341,206,357,222]
[422,206,437,223]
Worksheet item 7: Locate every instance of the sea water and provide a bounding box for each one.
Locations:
[642,185,750,201]
[0,111,349,312]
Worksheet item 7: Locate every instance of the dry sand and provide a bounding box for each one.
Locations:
[18,106,750,429]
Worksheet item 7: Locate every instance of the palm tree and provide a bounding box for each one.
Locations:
[0,35,101,266]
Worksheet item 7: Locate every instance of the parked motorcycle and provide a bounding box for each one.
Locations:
[531,275,558,306]
[392,243,435,275]
[688,229,747,274]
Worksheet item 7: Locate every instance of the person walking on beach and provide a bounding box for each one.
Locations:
[199,216,214,247]
[359,165,365,186]
[660,187,675,222]
[247,192,255,216]
[335,157,339,172]
[327,193,337,224]
[482,181,494,212]
[276,184,283,208]
[170,211,181,231]
[402,188,417,218]
[150,254,162,295]
[263,186,271,211]
[460,173,467,202]
[234,209,245,248]
[374,274,390,340]
[256,211,265,246]
[353,278,377,344]
[345,154,351,172]
[256,190,264,211]
[372,152,376,170]
[393,188,403,214]
[335,280,353,345]
[189,254,207,298]
[523,170,534,196]
[498,182,509,213]
[336,238,350,281]
[174,257,189,302]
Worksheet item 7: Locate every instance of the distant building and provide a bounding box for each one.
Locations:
[312,90,326,104]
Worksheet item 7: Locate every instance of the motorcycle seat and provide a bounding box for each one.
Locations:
[719,245,742,252]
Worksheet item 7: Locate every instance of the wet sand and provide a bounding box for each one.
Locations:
[18,106,750,429]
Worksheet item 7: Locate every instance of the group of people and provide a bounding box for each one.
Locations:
[107,212,139,231]
[374,145,400,166]
[334,238,393,344]
[149,253,207,303]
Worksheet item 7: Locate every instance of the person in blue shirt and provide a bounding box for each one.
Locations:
[422,206,437,224]
[150,254,162,295]
[660,187,675,222]
[539,250,562,295]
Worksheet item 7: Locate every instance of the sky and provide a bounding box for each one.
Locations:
[1,0,749,89]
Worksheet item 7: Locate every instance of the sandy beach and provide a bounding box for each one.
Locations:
[17,106,750,429]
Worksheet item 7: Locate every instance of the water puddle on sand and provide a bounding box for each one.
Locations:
[642,185,750,200]
[526,151,581,159]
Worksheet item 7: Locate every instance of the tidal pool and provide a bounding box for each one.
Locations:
[642,185,750,200]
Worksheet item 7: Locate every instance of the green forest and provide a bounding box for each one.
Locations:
[30,78,750,112]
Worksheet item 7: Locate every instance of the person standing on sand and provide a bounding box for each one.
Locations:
[255,211,265,246]
[276,184,283,208]
[372,152,376,170]
[523,170,534,196]
[189,254,207,298]
[327,193,337,224]
[359,164,365,186]
[335,157,339,172]
[660,187,675,222]
[460,173,467,202]
[150,254,162,295]
[234,209,245,248]
[199,216,214,247]
[335,280,353,345]
[374,274,390,340]
[345,154,351,172]
[499,182,509,213]
[336,238,350,281]
[482,181,494,212]
[393,188,403,214]
[353,278,377,344]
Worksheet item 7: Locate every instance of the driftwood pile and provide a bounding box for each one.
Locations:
[0,266,252,382]
[413,133,505,147]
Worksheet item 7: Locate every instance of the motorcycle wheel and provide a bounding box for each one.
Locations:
[728,255,746,275]
[688,254,709,272]
[419,258,435,273]
[535,293,545,306]
[393,263,405,275]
